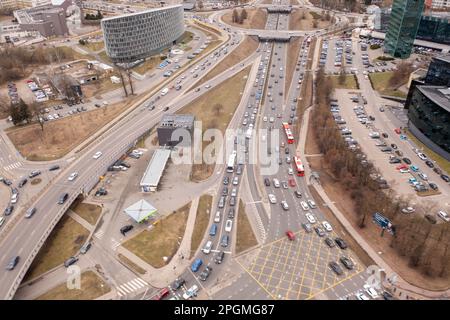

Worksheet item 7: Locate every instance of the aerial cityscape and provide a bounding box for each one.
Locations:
[0,0,449,303]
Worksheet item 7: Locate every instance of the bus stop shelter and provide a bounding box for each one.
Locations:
[124,199,158,223]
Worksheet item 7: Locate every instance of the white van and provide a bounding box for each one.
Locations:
[11,193,18,204]
[161,87,169,96]
[202,240,213,254]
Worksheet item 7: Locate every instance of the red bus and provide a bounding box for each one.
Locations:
[282,122,294,144]
[293,156,305,177]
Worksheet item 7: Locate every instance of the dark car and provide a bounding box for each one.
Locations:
[120,225,134,236]
[223,176,229,185]
[163,106,169,112]
[228,208,235,219]
[433,167,442,175]
[425,160,434,168]
[222,187,228,196]
[302,223,312,233]
[264,178,270,186]
[429,183,438,190]
[441,174,450,182]
[381,133,388,138]
[4,205,14,216]
[199,266,212,281]
[402,158,412,165]
[221,235,229,247]
[394,150,403,157]
[214,251,225,264]
[18,178,28,188]
[335,238,348,249]
[58,193,69,204]
[390,143,398,150]
[389,158,401,164]
[425,214,437,224]
[64,256,78,268]
[294,190,302,198]
[340,256,354,270]
[95,187,108,196]
[6,256,20,271]
[49,165,60,171]
[170,277,186,291]
[382,291,394,300]
[314,227,326,237]
[329,261,344,275]
[325,237,335,248]
[3,179,12,186]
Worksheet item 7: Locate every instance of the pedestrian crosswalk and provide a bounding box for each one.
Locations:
[3,162,22,171]
[116,278,148,297]
[111,238,121,251]
[94,229,105,239]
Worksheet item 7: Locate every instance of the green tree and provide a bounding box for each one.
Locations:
[9,104,22,125]
[18,99,31,124]
[338,66,346,85]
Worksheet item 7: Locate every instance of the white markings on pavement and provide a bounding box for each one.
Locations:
[3,162,22,171]
[111,239,121,251]
[116,278,148,297]
[94,229,105,239]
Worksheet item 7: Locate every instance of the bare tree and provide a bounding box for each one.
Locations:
[126,69,134,95]
[116,67,128,97]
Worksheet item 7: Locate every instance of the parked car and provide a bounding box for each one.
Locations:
[214,251,225,264]
[80,242,91,254]
[314,226,326,237]
[171,278,186,291]
[335,238,348,249]
[302,223,313,233]
[340,256,354,270]
[64,256,78,268]
[325,237,335,248]
[191,259,203,272]
[329,261,344,275]
[120,224,134,235]
[286,230,295,241]
[437,210,449,222]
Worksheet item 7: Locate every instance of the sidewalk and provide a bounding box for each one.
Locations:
[116,196,200,288]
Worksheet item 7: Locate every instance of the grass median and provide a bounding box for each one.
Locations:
[122,203,191,268]
[222,9,267,29]
[70,201,102,226]
[328,75,359,90]
[235,200,258,254]
[190,194,213,258]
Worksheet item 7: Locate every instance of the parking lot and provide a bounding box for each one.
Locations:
[236,229,363,300]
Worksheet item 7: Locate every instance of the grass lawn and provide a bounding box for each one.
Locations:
[83,41,104,52]
[24,215,89,281]
[369,72,407,98]
[98,50,112,64]
[328,75,359,89]
[71,202,102,226]
[122,203,191,268]
[117,254,146,275]
[193,36,258,88]
[222,9,268,29]
[190,195,213,258]
[179,67,251,181]
[7,99,134,161]
[36,271,110,300]
[133,56,165,75]
[55,46,90,61]
[285,37,302,94]
[405,129,450,175]
[235,200,258,254]
[289,9,331,30]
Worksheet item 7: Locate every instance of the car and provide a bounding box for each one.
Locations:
[314,226,326,237]
[273,178,280,188]
[399,168,409,174]
[335,238,348,249]
[356,292,370,300]
[433,167,443,175]
[300,201,310,211]
[429,182,438,190]
[307,200,317,209]
[365,287,379,298]
[80,242,91,254]
[288,178,296,187]
[4,205,14,216]
[183,285,198,299]
[425,214,437,224]
[402,158,412,165]
[58,192,69,204]
[229,196,236,206]
[281,201,289,211]
[3,179,12,186]
[25,207,36,219]
[232,176,239,185]
[214,251,225,264]
[437,210,449,222]
[264,178,270,186]
[191,259,203,272]
[329,261,344,275]
[322,221,333,232]
[418,173,428,181]
[93,151,103,159]
[171,278,186,291]
[286,230,295,241]
[163,106,169,112]
[268,194,277,204]
[302,223,313,233]
[340,256,354,270]
[425,160,434,168]
[202,240,213,254]
[221,234,229,247]
[225,219,233,232]
[68,172,78,181]
[325,237,335,248]
[382,291,394,300]
[441,174,450,182]
[305,212,316,224]
[120,224,134,236]
[294,190,302,198]
[18,178,28,188]
[64,256,78,268]
[410,165,419,172]
[417,152,428,161]
[401,207,415,214]
[6,256,20,271]
[228,208,235,219]
[153,288,170,300]
[29,170,41,178]
[223,176,229,185]
[95,187,108,196]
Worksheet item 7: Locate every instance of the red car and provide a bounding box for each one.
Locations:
[288,178,296,187]
[394,128,401,134]
[153,287,170,300]
[286,230,295,241]
[396,164,408,170]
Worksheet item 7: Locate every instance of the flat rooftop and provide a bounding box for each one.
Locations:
[101,4,182,22]
[159,114,194,129]
[435,54,450,64]
[140,148,171,188]
[417,85,450,113]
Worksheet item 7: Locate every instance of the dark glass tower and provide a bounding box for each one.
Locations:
[384,0,425,59]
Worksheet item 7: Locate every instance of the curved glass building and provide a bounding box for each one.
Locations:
[101,5,184,63]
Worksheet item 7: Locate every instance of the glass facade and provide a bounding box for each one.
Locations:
[101,5,184,63]
[384,0,425,59]
[425,55,450,86]
[416,15,450,45]
[407,86,450,155]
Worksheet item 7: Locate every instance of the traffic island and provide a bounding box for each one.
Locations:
[235,199,258,254]
[190,194,213,258]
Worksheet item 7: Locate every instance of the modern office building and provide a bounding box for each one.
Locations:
[407,86,450,160]
[416,14,450,45]
[384,0,425,59]
[101,5,185,63]
[425,54,450,86]
[157,114,194,147]
[430,0,450,9]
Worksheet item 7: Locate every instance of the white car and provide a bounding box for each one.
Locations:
[288,168,293,175]
[132,149,143,156]
[232,176,239,185]
[268,194,277,204]
[11,193,18,204]
[365,287,379,299]
[305,213,316,224]
[300,201,309,211]
[356,292,370,300]
[93,151,102,159]
[214,211,221,223]
[269,117,275,123]
[263,116,268,122]
[417,152,428,161]
[202,240,213,254]
[231,188,237,197]
[322,221,333,232]
[273,178,280,188]
[399,168,409,173]
[437,210,449,222]
[225,219,233,232]
[183,285,199,300]
[68,172,78,181]
[281,201,289,211]
[307,200,317,209]
[401,207,415,214]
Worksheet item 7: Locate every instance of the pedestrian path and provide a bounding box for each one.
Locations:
[116,278,148,297]
[3,161,22,171]
[94,229,105,239]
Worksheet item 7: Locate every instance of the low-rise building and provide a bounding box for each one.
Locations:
[157,114,194,147]
[140,148,171,192]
